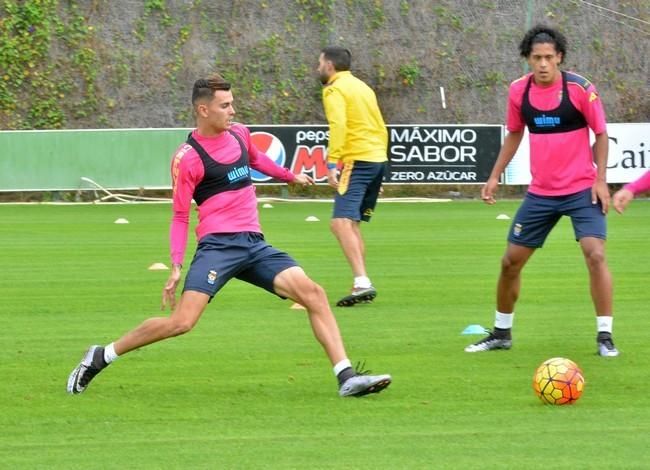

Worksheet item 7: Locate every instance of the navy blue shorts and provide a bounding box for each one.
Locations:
[183,232,298,300]
[508,188,606,248]
[333,161,386,222]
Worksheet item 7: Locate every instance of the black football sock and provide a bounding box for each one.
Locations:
[337,367,356,386]
[92,347,108,369]
[494,327,511,339]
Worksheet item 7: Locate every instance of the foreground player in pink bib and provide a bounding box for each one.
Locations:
[67,73,391,397]
[466,25,619,357]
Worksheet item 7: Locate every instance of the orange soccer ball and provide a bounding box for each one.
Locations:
[532,357,585,405]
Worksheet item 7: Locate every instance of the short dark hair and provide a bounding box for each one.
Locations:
[191,73,231,105]
[519,25,567,63]
[321,46,351,71]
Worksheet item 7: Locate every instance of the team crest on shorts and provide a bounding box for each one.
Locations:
[513,223,523,237]
[364,208,374,217]
[207,270,218,285]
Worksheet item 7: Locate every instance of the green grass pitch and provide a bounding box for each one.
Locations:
[1,199,649,468]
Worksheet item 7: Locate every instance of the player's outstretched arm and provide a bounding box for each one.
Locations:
[481,130,524,204]
[613,188,634,214]
[591,132,610,214]
[291,174,314,186]
[614,170,650,214]
[161,264,183,311]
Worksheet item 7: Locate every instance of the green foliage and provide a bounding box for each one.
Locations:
[295,0,335,26]
[145,0,166,14]
[433,4,465,31]
[215,33,320,123]
[145,0,173,26]
[0,1,645,129]
[367,1,386,30]
[166,24,192,84]
[134,0,173,42]
[0,0,98,129]
[0,0,58,128]
[398,60,422,87]
[110,47,135,88]
[400,0,410,16]
[592,38,603,52]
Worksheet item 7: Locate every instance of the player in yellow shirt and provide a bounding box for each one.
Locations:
[318,46,388,307]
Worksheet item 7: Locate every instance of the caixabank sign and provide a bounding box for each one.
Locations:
[248,124,502,184]
[504,123,650,185]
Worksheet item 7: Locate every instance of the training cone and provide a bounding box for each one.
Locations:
[148,262,169,271]
[262,203,273,208]
[114,218,129,224]
[496,214,510,220]
[305,216,320,222]
[461,324,489,335]
[290,302,306,310]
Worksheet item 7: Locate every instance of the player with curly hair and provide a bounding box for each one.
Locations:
[466,25,619,357]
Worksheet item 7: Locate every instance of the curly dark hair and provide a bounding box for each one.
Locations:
[519,25,567,63]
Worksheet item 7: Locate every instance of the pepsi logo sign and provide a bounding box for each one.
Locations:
[250,132,286,182]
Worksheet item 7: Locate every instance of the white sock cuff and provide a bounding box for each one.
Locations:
[597,316,613,333]
[354,276,372,289]
[333,359,352,376]
[104,342,119,364]
[495,311,514,329]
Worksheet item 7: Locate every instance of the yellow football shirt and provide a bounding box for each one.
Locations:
[322,71,388,165]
